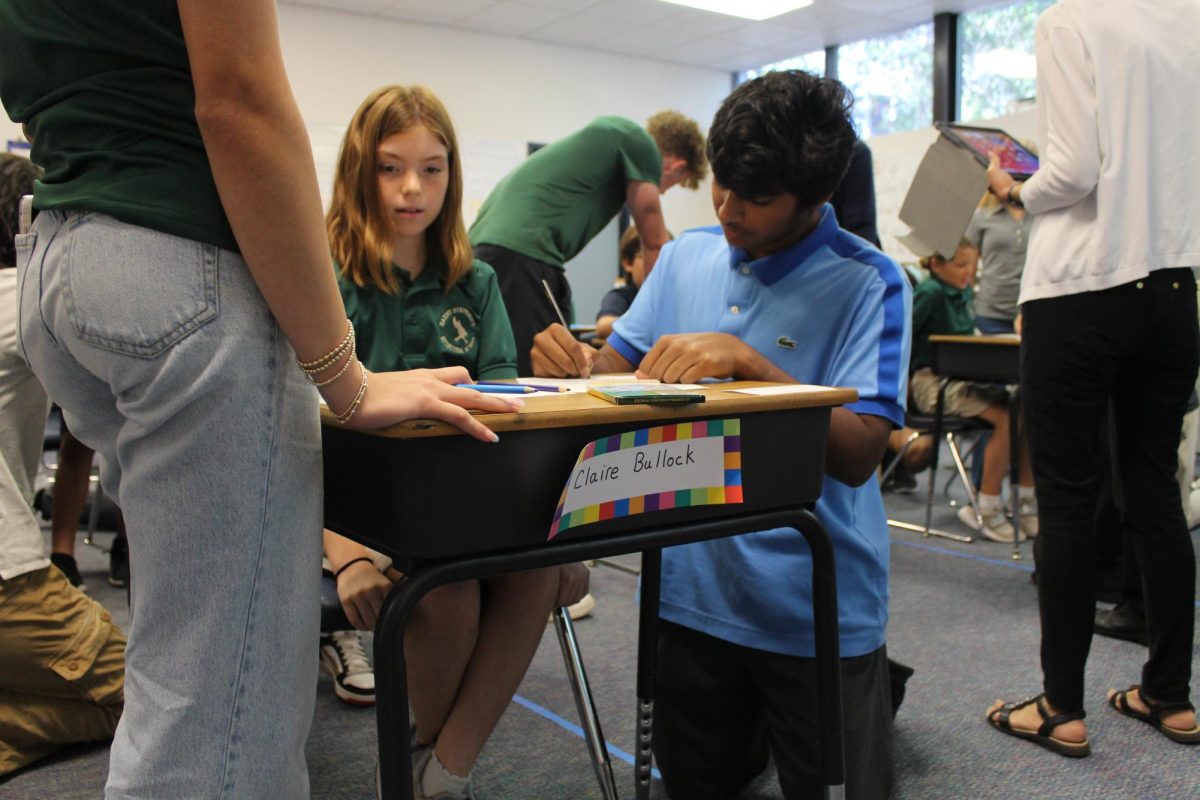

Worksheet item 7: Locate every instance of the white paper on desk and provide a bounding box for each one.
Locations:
[729,385,832,396]
[515,376,702,396]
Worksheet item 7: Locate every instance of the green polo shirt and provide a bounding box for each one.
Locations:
[0,0,236,252]
[911,274,975,372]
[468,116,662,267]
[338,259,517,380]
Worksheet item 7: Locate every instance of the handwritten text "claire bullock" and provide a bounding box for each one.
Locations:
[572,444,697,489]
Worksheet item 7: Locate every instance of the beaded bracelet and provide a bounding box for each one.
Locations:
[297,319,355,375]
[333,364,369,425]
[307,339,357,387]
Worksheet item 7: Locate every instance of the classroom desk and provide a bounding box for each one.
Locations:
[321,382,857,800]
[929,334,1024,559]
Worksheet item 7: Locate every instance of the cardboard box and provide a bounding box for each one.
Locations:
[897,133,988,259]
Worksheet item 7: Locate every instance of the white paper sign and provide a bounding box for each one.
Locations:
[561,437,725,515]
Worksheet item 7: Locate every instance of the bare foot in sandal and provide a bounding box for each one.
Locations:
[987,696,1087,743]
[1107,686,1200,742]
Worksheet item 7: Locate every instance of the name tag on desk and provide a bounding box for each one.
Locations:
[548,419,743,539]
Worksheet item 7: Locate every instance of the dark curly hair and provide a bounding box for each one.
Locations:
[707,70,856,210]
[0,153,40,267]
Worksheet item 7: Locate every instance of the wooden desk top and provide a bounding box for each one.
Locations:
[929,334,1020,347]
[321,382,858,439]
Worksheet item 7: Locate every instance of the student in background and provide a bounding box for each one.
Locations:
[0,151,126,778]
[0,4,519,796]
[910,241,1037,542]
[531,69,907,800]
[594,225,666,340]
[469,111,706,375]
[965,176,1032,335]
[322,85,587,800]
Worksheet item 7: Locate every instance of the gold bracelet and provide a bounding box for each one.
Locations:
[297,319,354,373]
[307,340,357,387]
[334,364,369,425]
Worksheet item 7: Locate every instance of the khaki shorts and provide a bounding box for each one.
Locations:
[910,367,1008,419]
[0,565,126,774]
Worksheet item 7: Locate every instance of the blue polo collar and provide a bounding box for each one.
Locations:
[727,204,840,286]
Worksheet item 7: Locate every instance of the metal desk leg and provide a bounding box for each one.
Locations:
[792,509,846,800]
[373,576,422,800]
[634,548,661,800]
[553,608,619,800]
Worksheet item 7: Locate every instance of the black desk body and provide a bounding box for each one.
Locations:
[929,335,1023,557]
[323,399,847,800]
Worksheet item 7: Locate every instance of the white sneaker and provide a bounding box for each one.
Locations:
[957,505,1024,543]
[320,630,375,706]
[1017,496,1039,538]
[567,592,596,620]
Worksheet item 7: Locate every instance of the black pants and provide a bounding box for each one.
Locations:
[1022,269,1198,711]
[652,620,894,800]
[472,244,572,377]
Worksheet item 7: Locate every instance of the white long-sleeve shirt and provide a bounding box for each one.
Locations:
[1019,0,1200,304]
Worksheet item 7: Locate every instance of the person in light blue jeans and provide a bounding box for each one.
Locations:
[1,1,520,797]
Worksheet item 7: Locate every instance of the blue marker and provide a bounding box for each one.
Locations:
[456,383,534,394]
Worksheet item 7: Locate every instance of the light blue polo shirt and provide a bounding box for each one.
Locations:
[609,205,911,658]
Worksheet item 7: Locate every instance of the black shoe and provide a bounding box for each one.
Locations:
[108,536,129,588]
[1095,602,1149,645]
[50,552,86,591]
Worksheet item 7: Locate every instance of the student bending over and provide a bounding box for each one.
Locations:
[532,70,909,800]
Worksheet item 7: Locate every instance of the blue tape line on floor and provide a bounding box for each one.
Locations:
[891,534,1200,608]
[511,693,662,779]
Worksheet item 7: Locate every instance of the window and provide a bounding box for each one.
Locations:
[740,49,825,83]
[960,0,1055,121]
[837,24,933,138]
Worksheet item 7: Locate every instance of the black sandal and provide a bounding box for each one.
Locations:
[986,694,1091,757]
[1108,685,1200,744]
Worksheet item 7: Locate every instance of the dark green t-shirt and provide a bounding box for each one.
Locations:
[0,0,236,251]
[468,116,661,267]
[338,258,518,379]
[910,274,975,373]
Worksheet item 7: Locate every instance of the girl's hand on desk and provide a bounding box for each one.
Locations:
[336,560,396,631]
[531,323,597,378]
[338,366,523,442]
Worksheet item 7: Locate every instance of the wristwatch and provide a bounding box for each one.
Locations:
[1007,183,1024,208]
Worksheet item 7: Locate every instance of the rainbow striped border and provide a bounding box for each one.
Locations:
[548,418,743,539]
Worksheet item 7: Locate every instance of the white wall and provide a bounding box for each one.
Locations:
[277,4,730,321]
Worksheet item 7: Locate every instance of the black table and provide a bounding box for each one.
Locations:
[322,382,856,799]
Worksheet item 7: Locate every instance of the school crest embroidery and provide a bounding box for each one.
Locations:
[439,307,477,355]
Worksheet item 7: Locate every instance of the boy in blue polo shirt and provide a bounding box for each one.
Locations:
[531,70,910,800]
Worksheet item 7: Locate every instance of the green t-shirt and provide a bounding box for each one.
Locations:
[468,116,662,267]
[338,258,518,380]
[0,0,236,252]
[910,275,975,373]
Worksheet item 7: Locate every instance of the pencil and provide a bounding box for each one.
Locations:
[541,279,570,329]
[474,380,569,393]
[455,383,535,394]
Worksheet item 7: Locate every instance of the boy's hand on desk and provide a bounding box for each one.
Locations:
[346,367,522,443]
[556,562,591,607]
[637,333,747,383]
[336,560,395,631]
[531,323,596,378]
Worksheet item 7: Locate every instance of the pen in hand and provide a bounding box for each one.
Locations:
[541,278,593,378]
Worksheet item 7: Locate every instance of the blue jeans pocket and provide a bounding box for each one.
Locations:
[63,213,219,357]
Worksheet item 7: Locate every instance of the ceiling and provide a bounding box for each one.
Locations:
[278,0,1017,73]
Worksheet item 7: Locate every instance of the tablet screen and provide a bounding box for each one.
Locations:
[939,124,1039,178]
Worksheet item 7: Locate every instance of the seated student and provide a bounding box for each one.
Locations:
[595,226,654,340]
[532,70,908,800]
[320,85,587,800]
[910,240,1036,541]
[0,152,126,777]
